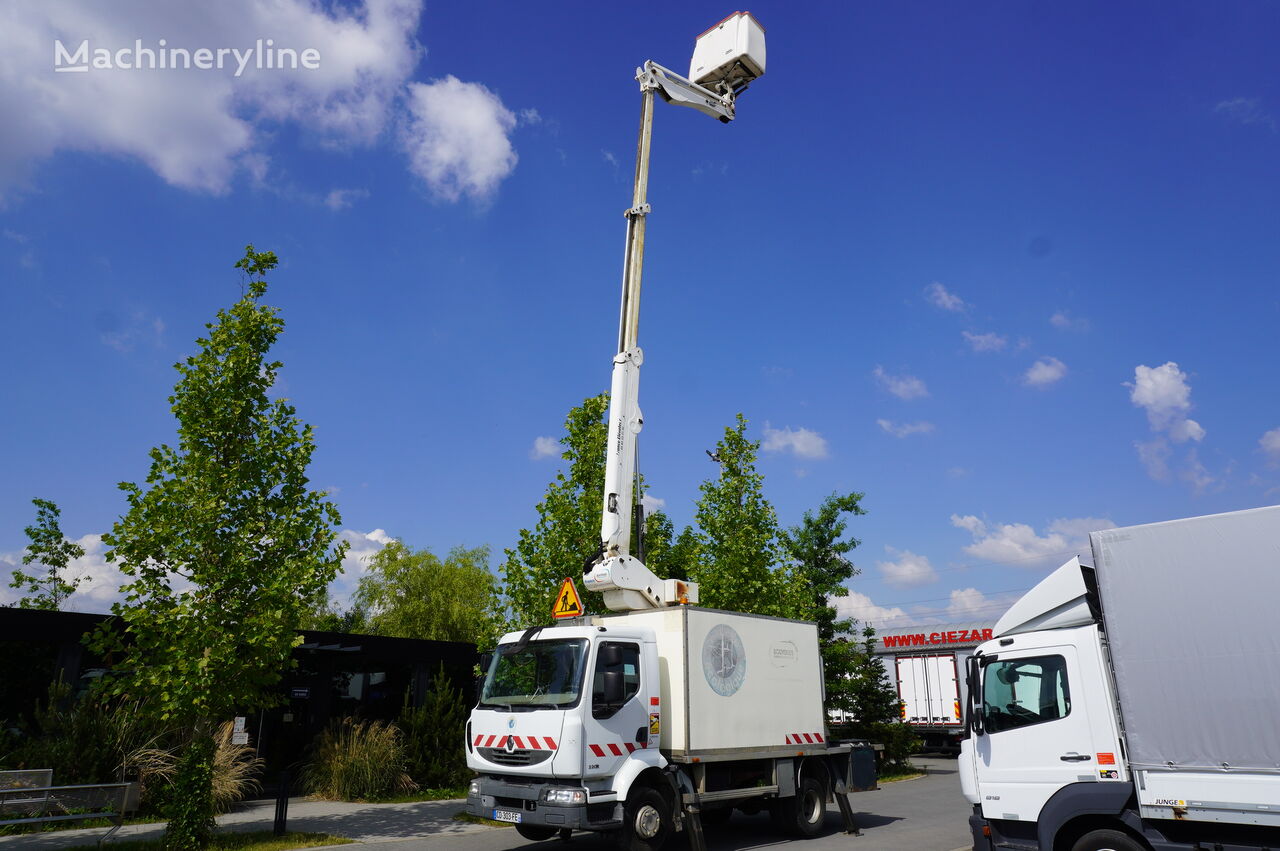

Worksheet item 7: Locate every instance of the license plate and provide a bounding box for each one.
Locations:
[493,809,522,824]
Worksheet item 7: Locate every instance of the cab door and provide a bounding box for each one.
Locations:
[579,639,651,778]
[972,636,1100,822]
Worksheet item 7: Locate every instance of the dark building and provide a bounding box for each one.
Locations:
[0,608,477,772]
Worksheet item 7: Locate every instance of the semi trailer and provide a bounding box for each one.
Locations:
[960,505,1280,851]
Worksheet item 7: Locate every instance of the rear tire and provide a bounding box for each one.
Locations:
[1069,829,1147,851]
[771,775,826,838]
[618,785,673,851]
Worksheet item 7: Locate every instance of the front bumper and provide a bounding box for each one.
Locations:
[467,776,622,831]
[969,806,994,851]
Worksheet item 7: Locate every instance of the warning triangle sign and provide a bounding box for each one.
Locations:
[552,577,585,619]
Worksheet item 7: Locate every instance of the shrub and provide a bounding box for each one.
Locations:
[300,718,416,801]
[398,665,469,790]
[6,681,168,787]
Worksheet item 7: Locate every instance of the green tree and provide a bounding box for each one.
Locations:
[355,540,503,647]
[9,498,86,609]
[640,511,699,582]
[501,394,611,628]
[90,246,346,849]
[399,664,470,789]
[782,491,867,713]
[689,414,797,617]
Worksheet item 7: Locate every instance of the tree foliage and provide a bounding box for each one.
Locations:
[90,246,346,847]
[689,414,797,617]
[782,491,868,712]
[9,498,85,609]
[501,394,611,629]
[354,540,504,647]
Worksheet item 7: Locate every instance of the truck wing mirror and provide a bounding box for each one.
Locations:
[599,644,624,668]
[601,670,625,704]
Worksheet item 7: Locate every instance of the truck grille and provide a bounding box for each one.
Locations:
[480,747,552,767]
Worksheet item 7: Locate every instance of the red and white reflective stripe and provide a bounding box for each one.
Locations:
[476,734,558,750]
[589,742,645,756]
[784,732,825,745]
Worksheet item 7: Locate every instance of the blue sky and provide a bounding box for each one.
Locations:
[2,1,1278,628]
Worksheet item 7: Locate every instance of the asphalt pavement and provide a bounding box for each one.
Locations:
[0,757,973,851]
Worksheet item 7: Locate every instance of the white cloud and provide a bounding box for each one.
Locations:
[1,527,392,616]
[831,591,908,630]
[1050,311,1090,333]
[401,75,518,202]
[641,494,666,513]
[1214,97,1277,132]
[322,528,395,610]
[601,150,619,168]
[1023,356,1067,387]
[876,419,935,438]
[1128,362,1204,443]
[324,187,370,210]
[951,513,1114,568]
[924,281,966,312]
[1180,449,1218,494]
[530,436,558,460]
[1135,438,1172,481]
[877,546,938,588]
[761,424,829,459]
[1260,427,1280,465]
[946,587,989,619]
[962,331,1007,352]
[873,366,929,400]
[99,310,166,352]
[0,1,424,199]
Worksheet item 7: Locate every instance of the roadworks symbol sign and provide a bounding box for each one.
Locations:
[553,577,585,619]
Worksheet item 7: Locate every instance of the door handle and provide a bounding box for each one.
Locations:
[1060,753,1092,762]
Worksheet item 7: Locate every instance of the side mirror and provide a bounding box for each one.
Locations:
[601,670,625,705]
[598,644,624,668]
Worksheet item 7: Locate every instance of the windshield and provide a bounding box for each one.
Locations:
[480,638,587,710]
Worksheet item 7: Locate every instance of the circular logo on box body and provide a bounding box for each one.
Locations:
[702,624,747,696]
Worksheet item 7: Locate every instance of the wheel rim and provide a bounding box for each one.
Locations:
[635,803,662,839]
[802,788,822,824]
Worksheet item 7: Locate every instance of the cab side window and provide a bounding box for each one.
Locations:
[982,655,1070,734]
[592,641,640,719]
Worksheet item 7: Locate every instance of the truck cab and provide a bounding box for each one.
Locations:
[467,624,665,836]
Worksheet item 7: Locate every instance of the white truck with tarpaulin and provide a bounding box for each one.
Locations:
[960,505,1280,851]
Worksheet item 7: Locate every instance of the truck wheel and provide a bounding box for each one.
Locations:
[515,824,559,842]
[620,786,673,851]
[1070,829,1147,851]
[771,775,826,838]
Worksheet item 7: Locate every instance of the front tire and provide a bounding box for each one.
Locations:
[619,785,673,851]
[515,823,559,842]
[771,775,826,838]
[1070,829,1147,851]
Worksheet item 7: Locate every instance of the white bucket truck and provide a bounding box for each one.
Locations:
[960,505,1280,851]
[466,607,876,848]
[466,16,875,848]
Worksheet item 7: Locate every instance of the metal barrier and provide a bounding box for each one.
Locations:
[0,772,137,848]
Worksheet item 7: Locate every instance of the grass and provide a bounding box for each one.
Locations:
[878,765,928,782]
[0,813,167,836]
[66,831,352,850]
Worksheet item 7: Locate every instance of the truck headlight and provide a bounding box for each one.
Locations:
[468,780,481,798]
[541,788,586,805]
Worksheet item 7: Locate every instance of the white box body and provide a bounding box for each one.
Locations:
[601,606,824,759]
[690,12,766,87]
